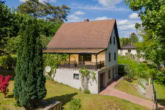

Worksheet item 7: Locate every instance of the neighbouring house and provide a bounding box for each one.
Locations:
[44,19,120,94]
[118,44,137,56]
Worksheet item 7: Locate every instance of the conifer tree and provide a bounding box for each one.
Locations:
[14,18,46,109]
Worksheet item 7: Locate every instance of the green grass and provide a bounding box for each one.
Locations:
[155,83,165,106]
[0,80,151,110]
[115,79,148,100]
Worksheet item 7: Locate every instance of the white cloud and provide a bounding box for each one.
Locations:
[67,15,80,20]
[71,4,129,12]
[98,0,122,7]
[95,16,109,20]
[74,11,85,15]
[118,20,129,25]
[119,24,135,30]
[129,13,139,19]
[117,19,141,37]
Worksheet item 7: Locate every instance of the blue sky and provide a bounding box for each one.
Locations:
[6,0,141,37]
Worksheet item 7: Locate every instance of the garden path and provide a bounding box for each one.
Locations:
[100,77,165,110]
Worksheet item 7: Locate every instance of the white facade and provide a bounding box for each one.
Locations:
[53,29,119,94]
[118,49,137,56]
[54,68,99,94]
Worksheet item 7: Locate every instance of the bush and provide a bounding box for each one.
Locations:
[118,64,126,76]
[0,75,12,97]
[118,55,153,79]
[0,55,16,70]
[69,99,81,110]
[84,89,90,94]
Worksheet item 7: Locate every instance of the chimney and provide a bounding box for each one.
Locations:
[84,19,89,22]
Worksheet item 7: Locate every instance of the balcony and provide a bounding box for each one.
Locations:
[57,61,105,70]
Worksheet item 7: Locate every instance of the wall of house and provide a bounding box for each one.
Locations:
[118,49,137,56]
[54,68,99,94]
[98,65,118,92]
[91,51,105,63]
[69,52,105,64]
[70,54,79,64]
[105,29,118,68]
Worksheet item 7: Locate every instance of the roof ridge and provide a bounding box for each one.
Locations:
[64,19,116,24]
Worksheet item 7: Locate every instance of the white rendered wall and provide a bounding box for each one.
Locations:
[54,68,99,94]
[118,49,137,56]
[105,29,118,67]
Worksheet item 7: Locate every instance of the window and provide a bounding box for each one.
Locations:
[128,49,131,53]
[114,37,115,45]
[73,74,79,80]
[110,37,112,44]
[79,54,91,62]
[109,53,111,62]
[108,70,111,79]
[114,52,116,61]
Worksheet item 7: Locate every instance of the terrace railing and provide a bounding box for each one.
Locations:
[57,61,105,70]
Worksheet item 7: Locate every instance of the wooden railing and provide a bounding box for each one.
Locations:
[57,61,105,70]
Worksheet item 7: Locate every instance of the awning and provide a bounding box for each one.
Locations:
[43,48,105,54]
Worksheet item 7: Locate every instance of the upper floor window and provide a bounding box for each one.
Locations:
[110,37,112,44]
[109,53,111,62]
[114,52,116,61]
[79,54,91,62]
[114,37,115,45]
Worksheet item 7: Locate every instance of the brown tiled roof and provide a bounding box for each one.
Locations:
[46,19,120,50]
[121,44,136,49]
[43,49,105,54]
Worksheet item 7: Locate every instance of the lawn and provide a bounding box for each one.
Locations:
[155,83,165,106]
[0,80,151,110]
[115,79,148,100]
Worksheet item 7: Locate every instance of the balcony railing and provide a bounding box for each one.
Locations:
[57,61,105,70]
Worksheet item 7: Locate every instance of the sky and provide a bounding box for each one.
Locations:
[5,0,141,38]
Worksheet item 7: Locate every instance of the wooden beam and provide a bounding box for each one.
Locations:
[96,54,98,69]
[69,54,70,67]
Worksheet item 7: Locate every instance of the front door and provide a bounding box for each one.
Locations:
[100,73,105,91]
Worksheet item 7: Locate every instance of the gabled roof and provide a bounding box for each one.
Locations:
[46,19,120,53]
[121,44,136,49]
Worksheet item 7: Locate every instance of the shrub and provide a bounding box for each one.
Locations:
[0,55,16,70]
[0,75,12,97]
[69,99,81,110]
[118,64,126,76]
[84,89,90,94]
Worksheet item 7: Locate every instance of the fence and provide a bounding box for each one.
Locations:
[152,78,158,110]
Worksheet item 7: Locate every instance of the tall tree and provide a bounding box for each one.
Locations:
[17,0,70,22]
[17,0,42,17]
[120,33,138,46]
[129,32,138,43]
[44,3,70,22]
[14,18,46,109]
[126,0,165,67]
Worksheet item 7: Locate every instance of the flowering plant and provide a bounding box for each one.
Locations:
[0,75,12,97]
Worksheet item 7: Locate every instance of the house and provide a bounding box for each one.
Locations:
[118,44,137,56]
[44,19,120,94]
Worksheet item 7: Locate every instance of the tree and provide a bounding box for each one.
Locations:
[14,18,46,109]
[44,3,70,22]
[126,0,165,67]
[129,32,138,43]
[17,0,41,17]
[0,0,5,3]
[120,33,138,46]
[17,0,70,22]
